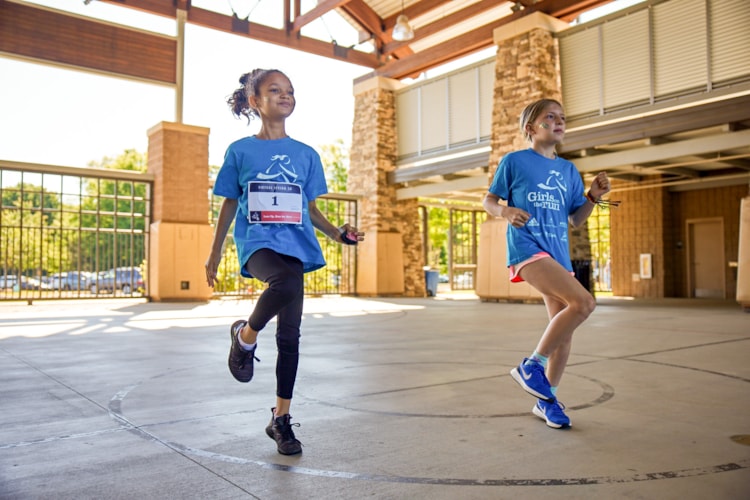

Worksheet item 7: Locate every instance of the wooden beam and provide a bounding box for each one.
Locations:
[383,0,503,56]
[96,0,177,17]
[0,0,176,84]
[339,0,385,38]
[539,0,613,22]
[94,0,379,67]
[382,0,457,26]
[291,0,351,35]
[284,0,291,31]
[364,21,497,80]
[372,0,628,80]
[185,5,380,68]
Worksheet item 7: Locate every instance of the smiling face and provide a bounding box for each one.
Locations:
[249,71,296,120]
[526,102,566,145]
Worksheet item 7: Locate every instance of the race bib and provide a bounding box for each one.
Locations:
[247,181,303,224]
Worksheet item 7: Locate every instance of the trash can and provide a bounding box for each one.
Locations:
[571,260,591,292]
[424,269,439,297]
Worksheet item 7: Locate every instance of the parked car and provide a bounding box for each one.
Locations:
[48,271,90,291]
[14,276,52,291]
[90,267,144,295]
[1,275,18,289]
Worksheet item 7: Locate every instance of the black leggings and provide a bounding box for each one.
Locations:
[245,249,304,400]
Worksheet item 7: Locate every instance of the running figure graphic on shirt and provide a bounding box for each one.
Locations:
[530,169,570,241]
[533,169,567,210]
[257,154,298,183]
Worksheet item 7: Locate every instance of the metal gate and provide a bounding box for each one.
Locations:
[588,204,613,293]
[449,208,485,290]
[1,161,151,302]
[420,204,485,291]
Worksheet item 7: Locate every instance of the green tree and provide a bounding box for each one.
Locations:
[208,163,222,223]
[1,182,61,277]
[421,204,451,273]
[79,149,149,274]
[90,149,147,173]
[319,139,348,193]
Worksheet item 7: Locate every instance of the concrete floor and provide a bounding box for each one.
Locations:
[1,293,749,499]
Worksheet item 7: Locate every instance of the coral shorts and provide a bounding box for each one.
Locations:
[509,252,576,283]
[509,252,551,283]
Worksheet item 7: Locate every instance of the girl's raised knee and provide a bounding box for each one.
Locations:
[571,293,596,319]
[582,294,596,318]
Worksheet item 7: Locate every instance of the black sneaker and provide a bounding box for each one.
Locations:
[228,320,259,383]
[265,408,302,455]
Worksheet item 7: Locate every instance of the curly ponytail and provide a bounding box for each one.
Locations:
[227,69,286,124]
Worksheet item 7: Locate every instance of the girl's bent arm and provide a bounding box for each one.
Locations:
[308,201,363,244]
[308,201,340,240]
[569,200,595,228]
[570,172,611,227]
[483,193,530,228]
[483,193,505,218]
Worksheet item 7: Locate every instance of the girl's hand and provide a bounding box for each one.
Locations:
[205,252,222,288]
[589,172,611,199]
[504,207,530,228]
[339,223,364,245]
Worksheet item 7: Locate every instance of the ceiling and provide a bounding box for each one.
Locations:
[89,0,613,80]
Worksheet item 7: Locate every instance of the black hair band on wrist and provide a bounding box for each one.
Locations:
[340,228,358,245]
[586,191,621,207]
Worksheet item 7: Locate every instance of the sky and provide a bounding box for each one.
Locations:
[0,0,374,169]
[0,0,643,170]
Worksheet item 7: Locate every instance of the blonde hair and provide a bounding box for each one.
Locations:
[519,99,563,142]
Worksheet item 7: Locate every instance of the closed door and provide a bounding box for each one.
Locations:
[687,219,725,298]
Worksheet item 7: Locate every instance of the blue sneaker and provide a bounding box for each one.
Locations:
[533,399,571,428]
[509,358,555,402]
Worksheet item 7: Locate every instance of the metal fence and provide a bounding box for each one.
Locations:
[0,161,361,302]
[1,161,151,302]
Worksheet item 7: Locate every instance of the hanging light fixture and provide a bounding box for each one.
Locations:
[392,0,415,42]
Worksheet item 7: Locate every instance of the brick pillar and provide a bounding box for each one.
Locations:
[348,77,425,296]
[478,13,576,297]
[147,121,214,301]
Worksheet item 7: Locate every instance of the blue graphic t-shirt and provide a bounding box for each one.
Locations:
[488,148,586,271]
[213,136,328,277]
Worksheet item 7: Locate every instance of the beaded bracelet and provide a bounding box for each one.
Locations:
[586,191,621,207]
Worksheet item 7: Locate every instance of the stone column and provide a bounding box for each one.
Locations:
[489,12,568,168]
[348,76,425,296]
[479,12,582,298]
[147,121,214,301]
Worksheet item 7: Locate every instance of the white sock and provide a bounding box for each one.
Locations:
[237,331,256,351]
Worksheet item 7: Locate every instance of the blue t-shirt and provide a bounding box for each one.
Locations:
[488,148,586,272]
[213,136,328,277]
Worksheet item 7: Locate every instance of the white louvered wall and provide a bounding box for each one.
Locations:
[559,0,750,119]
